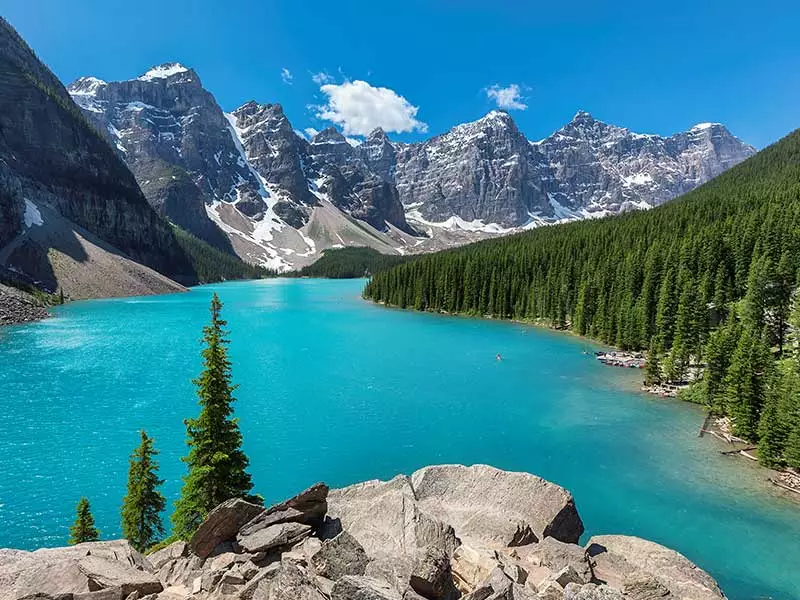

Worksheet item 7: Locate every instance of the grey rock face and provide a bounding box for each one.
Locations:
[586,535,725,600]
[309,531,369,580]
[68,64,257,252]
[388,110,754,229]
[0,19,192,287]
[332,575,404,600]
[189,498,264,558]
[229,101,315,228]
[239,481,329,536]
[534,111,755,220]
[0,540,161,600]
[238,521,313,554]
[411,464,584,546]
[393,111,551,227]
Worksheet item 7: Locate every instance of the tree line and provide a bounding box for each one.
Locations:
[69,293,257,549]
[295,246,410,279]
[364,128,800,470]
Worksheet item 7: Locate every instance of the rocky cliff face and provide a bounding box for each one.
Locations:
[390,111,554,228]
[533,111,755,221]
[0,465,727,600]
[70,75,414,270]
[388,110,755,230]
[0,18,193,295]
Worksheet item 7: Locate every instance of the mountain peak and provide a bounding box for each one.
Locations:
[311,127,348,144]
[137,62,192,82]
[690,122,723,132]
[481,110,513,123]
[571,110,595,123]
[367,127,389,141]
[67,76,107,96]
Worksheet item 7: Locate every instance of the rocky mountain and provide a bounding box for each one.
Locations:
[69,70,414,270]
[0,18,195,299]
[385,110,755,231]
[67,65,754,271]
[0,464,727,600]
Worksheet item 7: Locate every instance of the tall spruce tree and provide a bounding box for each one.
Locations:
[644,337,662,386]
[172,293,256,539]
[758,381,786,467]
[786,424,800,469]
[69,497,100,545]
[121,431,166,552]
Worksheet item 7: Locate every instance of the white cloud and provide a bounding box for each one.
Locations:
[312,71,334,85]
[486,84,527,111]
[315,80,427,136]
[281,68,293,84]
[304,127,320,139]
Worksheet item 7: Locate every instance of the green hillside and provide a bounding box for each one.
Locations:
[365,129,800,467]
[171,226,275,283]
[297,247,410,279]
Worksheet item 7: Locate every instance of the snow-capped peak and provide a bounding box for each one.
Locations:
[68,76,107,96]
[137,63,190,81]
[571,109,594,121]
[690,122,721,132]
[481,110,513,123]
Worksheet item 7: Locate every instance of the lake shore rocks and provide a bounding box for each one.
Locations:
[0,465,727,600]
[0,283,50,326]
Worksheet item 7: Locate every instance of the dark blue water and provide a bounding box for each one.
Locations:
[0,279,797,599]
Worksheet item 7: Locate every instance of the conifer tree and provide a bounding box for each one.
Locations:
[69,497,100,545]
[785,423,800,469]
[644,337,662,386]
[121,431,166,552]
[172,293,256,539]
[758,380,786,467]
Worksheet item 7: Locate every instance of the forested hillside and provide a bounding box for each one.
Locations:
[171,226,274,283]
[297,247,409,278]
[364,129,800,469]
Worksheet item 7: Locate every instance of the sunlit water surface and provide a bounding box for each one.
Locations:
[0,279,798,599]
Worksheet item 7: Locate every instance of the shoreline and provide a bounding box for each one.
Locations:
[368,298,800,501]
[0,283,51,327]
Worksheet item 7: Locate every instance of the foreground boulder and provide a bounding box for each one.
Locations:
[586,535,726,600]
[0,466,727,600]
[190,498,265,558]
[411,465,584,547]
[0,540,162,600]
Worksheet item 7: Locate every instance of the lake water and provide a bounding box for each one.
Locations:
[0,279,798,599]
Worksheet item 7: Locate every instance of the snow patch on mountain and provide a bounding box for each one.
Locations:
[138,63,189,81]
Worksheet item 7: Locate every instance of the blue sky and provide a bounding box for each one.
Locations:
[6,0,799,147]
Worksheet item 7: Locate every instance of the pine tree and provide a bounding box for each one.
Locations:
[172,294,256,539]
[69,497,100,545]
[758,379,786,467]
[786,423,800,469]
[644,337,662,386]
[121,431,166,552]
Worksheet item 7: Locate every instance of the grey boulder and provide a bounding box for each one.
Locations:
[586,535,725,600]
[309,531,369,580]
[189,498,264,558]
[411,465,584,547]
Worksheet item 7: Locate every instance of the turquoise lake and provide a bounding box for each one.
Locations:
[0,279,798,599]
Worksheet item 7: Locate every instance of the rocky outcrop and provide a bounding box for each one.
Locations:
[0,466,727,600]
[586,536,725,600]
[411,465,584,547]
[0,540,162,599]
